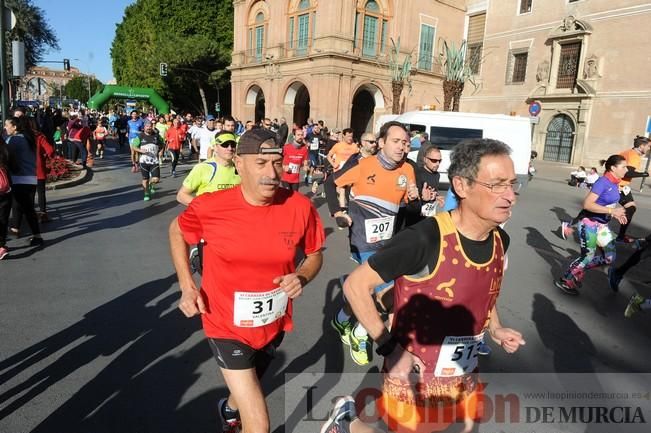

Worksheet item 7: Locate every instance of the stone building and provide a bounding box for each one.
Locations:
[461,0,651,166]
[230,0,466,135]
[18,65,84,106]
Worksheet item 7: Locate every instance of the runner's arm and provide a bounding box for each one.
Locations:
[274,251,323,299]
[342,262,387,340]
[176,185,195,206]
[487,306,525,353]
[169,218,204,316]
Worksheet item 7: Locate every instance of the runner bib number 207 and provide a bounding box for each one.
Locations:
[364,216,395,243]
[233,288,288,327]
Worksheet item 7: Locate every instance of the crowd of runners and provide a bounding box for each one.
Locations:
[2,101,649,432]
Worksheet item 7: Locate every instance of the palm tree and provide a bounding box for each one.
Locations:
[439,39,479,112]
[387,38,413,114]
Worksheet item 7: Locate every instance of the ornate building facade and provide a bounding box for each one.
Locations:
[18,65,84,106]
[230,0,466,134]
[461,0,651,166]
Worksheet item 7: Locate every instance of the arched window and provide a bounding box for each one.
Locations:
[354,1,389,58]
[248,8,267,63]
[287,0,315,56]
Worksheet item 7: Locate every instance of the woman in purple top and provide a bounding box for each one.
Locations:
[555,155,629,295]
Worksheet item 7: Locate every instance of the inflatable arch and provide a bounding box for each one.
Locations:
[87,85,170,114]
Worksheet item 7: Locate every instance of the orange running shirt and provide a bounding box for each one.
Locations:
[619,148,642,187]
[328,141,359,171]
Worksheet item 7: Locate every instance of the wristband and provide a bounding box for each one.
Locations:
[339,207,348,213]
[375,333,398,356]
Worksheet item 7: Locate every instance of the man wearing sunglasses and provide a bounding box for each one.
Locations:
[176,131,241,206]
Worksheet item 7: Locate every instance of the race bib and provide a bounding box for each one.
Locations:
[289,162,300,174]
[421,202,438,217]
[364,216,395,243]
[310,138,319,150]
[233,288,288,328]
[434,333,484,377]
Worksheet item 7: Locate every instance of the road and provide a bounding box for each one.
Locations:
[1,143,650,433]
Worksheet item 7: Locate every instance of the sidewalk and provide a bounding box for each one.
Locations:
[533,159,651,197]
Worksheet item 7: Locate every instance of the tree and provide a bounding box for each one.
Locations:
[6,0,59,70]
[64,76,103,104]
[438,40,480,112]
[387,38,413,115]
[111,0,233,114]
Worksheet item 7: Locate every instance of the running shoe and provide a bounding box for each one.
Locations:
[555,278,579,295]
[561,221,573,240]
[0,246,8,260]
[311,180,319,194]
[607,267,623,292]
[331,314,353,345]
[477,340,492,356]
[218,398,241,433]
[29,237,44,247]
[143,193,151,201]
[348,329,370,366]
[616,235,636,244]
[320,396,356,433]
[624,293,645,318]
[172,170,176,178]
[149,184,155,196]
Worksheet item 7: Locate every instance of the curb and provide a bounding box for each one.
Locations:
[46,167,93,191]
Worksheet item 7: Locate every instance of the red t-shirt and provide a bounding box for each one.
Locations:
[177,186,325,349]
[281,143,308,184]
[166,125,186,150]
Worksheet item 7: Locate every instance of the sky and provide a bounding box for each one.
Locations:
[32,0,135,83]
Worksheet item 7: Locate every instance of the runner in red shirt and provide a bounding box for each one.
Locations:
[165,117,187,177]
[281,127,309,191]
[169,128,325,433]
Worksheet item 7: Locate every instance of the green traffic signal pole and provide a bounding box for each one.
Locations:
[0,0,9,122]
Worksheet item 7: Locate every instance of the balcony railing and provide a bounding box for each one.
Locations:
[282,40,311,59]
[245,48,266,64]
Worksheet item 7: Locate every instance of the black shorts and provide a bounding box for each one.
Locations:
[619,189,635,206]
[208,332,284,376]
[140,163,160,180]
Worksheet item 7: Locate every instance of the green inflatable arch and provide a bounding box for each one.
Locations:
[87,85,170,114]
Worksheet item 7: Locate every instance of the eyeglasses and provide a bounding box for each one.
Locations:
[364,140,377,144]
[471,179,522,194]
[426,157,442,163]
[218,141,237,148]
[264,123,271,127]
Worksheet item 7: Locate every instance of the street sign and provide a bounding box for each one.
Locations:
[530,116,540,124]
[646,116,651,134]
[529,101,541,117]
[159,63,168,76]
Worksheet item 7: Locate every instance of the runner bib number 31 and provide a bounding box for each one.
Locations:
[434,333,484,377]
[233,288,288,327]
[364,216,395,243]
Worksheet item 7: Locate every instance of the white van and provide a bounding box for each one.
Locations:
[378,111,532,185]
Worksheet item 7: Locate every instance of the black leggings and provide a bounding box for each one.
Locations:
[11,184,40,236]
[37,179,47,213]
[615,234,651,277]
[0,192,11,247]
[170,149,180,172]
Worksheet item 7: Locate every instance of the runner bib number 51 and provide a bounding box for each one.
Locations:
[364,216,395,243]
[233,288,288,327]
[434,333,484,377]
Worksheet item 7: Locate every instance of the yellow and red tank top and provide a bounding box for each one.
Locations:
[385,211,505,404]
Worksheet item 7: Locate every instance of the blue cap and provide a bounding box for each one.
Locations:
[206,115,215,121]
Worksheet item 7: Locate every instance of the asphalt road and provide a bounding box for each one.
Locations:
[1,143,650,433]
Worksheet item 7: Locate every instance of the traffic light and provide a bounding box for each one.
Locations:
[160,62,168,77]
[63,58,70,71]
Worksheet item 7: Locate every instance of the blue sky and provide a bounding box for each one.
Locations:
[32,0,135,83]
